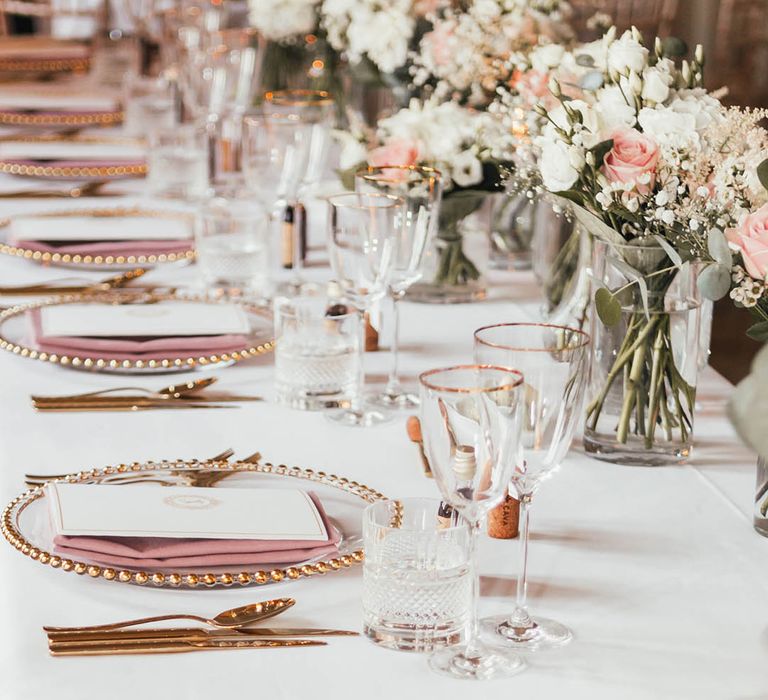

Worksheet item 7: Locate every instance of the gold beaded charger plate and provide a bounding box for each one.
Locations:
[0,207,196,269]
[0,135,146,180]
[2,459,385,589]
[0,291,274,375]
[0,107,123,128]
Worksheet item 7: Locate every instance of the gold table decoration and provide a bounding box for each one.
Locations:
[1,458,385,589]
[0,206,196,268]
[0,291,274,374]
[0,108,123,128]
[0,134,146,180]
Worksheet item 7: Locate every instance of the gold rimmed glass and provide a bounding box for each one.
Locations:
[326,192,405,427]
[473,323,590,650]
[355,165,443,410]
[419,365,526,680]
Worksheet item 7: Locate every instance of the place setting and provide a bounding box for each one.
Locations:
[2,0,768,696]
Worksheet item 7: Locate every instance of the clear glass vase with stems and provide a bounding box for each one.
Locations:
[326,192,404,427]
[418,365,526,680]
[354,165,443,408]
[488,192,536,271]
[756,458,768,537]
[264,89,336,292]
[473,323,590,649]
[584,239,702,466]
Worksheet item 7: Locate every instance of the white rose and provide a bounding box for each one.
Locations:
[641,67,672,104]
[607,31,648,75]
[669,89,724,134]
[595,86,636,133]
[530,43,565,73]
[538,138,582,192]
[451,151,483,188]
[637,106,697,147]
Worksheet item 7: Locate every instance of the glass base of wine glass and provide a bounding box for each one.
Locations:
[481,614,573,651]
[428,641,525,680]
[369,388,419,410]
[325,405,392,428]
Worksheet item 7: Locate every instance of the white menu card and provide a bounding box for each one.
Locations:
[47,483,329,541]
[10,216,192,242]
[39,301,251,338]
[0,140,145,161]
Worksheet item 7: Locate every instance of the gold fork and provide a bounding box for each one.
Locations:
[0,180,113,199]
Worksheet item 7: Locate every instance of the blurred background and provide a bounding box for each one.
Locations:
[0,0,763,382]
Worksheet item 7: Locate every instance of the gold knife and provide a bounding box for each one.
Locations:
[33,399,233,412]
[0,268,146,296]
[48,627,359,645]
[49,638,325,656]
[32,394,263,405]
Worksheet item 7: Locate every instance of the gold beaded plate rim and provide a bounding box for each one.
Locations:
[1,459,382,588]
[0,206,196,269]
[0,291,274,374]
[0,109,124,127]
[0,56,91,73]
[0,134,146,180]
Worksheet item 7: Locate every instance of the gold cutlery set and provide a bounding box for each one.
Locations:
[31,376,263,412]
[0,179,115,199]
[44,598,358,656]
[0,267,147,297]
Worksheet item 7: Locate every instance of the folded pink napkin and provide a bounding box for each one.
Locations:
[29,309,249,360]
[11,237,193,258]
[53,492,341,568]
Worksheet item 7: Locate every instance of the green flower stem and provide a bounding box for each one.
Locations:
[433,229,481,287]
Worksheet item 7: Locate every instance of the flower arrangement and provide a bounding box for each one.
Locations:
[530,26,768,460]
[412,0,574,107]
[340,98,507,290]
[248,0,321,40]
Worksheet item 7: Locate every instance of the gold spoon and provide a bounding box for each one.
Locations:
[43,599,296,634]
[32,376,217,403]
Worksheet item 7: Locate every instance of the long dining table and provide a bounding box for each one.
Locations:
[0,173,765,700]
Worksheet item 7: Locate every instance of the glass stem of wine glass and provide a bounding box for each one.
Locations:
[384,290,405,398]
[465,518,483,657]
[351,306,368,416]
[289,200,305,290]
[509,493,534,629]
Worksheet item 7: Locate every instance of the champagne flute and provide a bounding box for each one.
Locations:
[419,365,526,680]
[355,165,443,409]
[473,323,590,650]
[326,193,404,427]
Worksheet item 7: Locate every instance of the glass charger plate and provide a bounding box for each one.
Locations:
[0,135,146,180]
[0,207,196,269]
[0,291,274,375]
[2,459,385,589]
[0,108,123,128]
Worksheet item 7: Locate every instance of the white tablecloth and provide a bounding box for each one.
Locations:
[0,178,764,700]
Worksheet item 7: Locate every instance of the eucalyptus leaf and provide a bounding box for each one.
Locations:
[595,287,621,326]
[653,235,683,268]
[590,139,614,169]
[337,163,362,193]
[438,190,487,230]
[570,205,626,246]
[747,322,768,342]
[661,36,688,58]
[758,158,768,193]
[610,257,650,318]
[697,263,731,300]
[728,345,768,458]
[707,228,732,267]
[575,54,596,67]
[580,71,605,91]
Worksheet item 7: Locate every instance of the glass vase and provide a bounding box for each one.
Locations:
[583,239,702,466]
[488,192,536,271]
[756,458,768,537]
[407,206,488,304]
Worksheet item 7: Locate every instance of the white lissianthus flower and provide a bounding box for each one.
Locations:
[249,0,320,40]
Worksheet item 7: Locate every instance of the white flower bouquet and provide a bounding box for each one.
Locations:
[533,26,767,461]
[340,98,509,290]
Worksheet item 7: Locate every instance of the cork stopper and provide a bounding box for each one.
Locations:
[452,445,477,482]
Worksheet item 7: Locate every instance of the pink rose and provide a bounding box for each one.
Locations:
[368,138,421,168]
[726,204,768,280]
[601,128,660,194]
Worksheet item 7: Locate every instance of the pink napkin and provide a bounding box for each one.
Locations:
[52,492,341,568]
[29,309,249,360]
[10,237,193,258]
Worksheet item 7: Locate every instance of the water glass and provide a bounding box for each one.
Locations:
[147,124,209,200]
[196,191,270,295]
[123,74,176,138]
[274,295,361,410]
[363,498,471,652]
